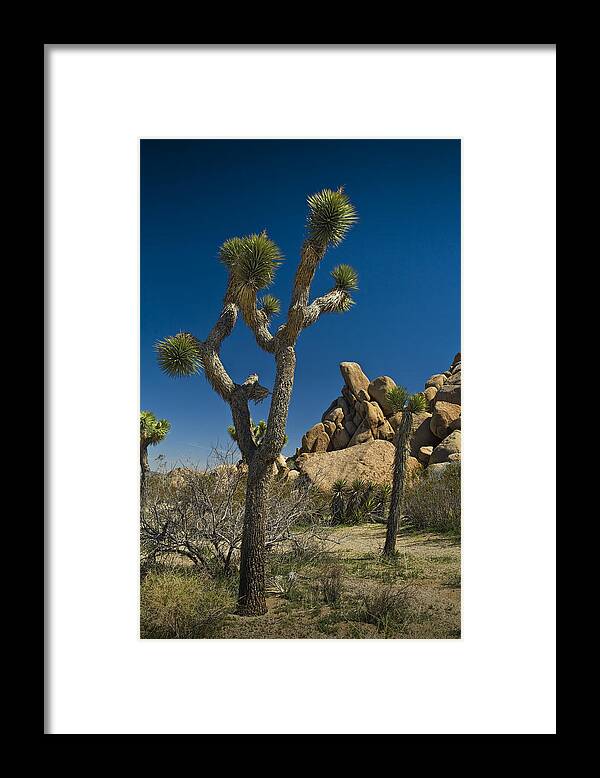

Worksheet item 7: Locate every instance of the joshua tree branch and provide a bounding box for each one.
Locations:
[235,290,277,354]
[199,300,238,401]
[279,240,325,344]
[259,346,297,460]
[302,288,352,328]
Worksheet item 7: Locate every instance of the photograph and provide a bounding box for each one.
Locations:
[47,44,555,734]
[140,139,461,638]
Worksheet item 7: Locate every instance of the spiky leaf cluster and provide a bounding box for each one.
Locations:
[228,419,286,447]
[406,392,428,414]
[331,264,359,292]
[140,411,171,446]
[155,332,203,377]
[385,386,428,414]
[306,187,358,247]
[331,478,348,496]
[385,386,409,414]
[219,232,283,291]
[260,294,281,317]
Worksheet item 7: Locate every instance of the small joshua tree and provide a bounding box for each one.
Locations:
[140,411,171,495]
[156,188,359,615]
[228,419,287,462]
[382,387,427,558]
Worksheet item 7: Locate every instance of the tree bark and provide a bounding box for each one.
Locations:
[236,458,271,615]
[140,442,150,500]
[383,411,412,558]
[236,346,296,616]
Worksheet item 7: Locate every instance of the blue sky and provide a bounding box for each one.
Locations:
[141,140,460,467]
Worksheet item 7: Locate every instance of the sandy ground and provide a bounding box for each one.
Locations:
[216,524,460,639]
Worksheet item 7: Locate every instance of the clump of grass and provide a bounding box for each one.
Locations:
[354,584,413,635]
[320,566,344,607]
[404,463,461,534]
[140,568,234,639]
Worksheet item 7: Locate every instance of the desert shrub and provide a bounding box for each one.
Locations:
[140,568,234,639]
[320,566,344,607]
[404,463,461,534]
[140,448,331,577]
[355,584,413,634]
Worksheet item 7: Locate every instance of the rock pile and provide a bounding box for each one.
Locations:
[293,354,461,489]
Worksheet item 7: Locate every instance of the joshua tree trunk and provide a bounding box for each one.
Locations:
[383,412,412,557]
[140,442,149,498]
[236,346,296,615]
[236,459,271,615]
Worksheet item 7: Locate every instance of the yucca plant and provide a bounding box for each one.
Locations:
[360,482,379,522]
[330,478,348,524]
[373,483,392,523]
[382,387,428,557]
[156,188,359,615]
[346,478,368,524]
[140,411,171,495]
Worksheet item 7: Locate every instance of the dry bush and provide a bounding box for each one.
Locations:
[141,448,332,578]
[355,584,414,634]
[140,568,234,638]
[320,566,344,607]
[404,462,461,534]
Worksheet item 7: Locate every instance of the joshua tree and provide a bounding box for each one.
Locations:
[382,387,427,558]
[140,411,171,495]
[155,188,358,615]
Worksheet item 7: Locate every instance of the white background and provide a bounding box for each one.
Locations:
[47,45,556,734]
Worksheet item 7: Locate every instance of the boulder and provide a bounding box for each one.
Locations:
[389,412,403,432]
[359,400,385,428]
[301,422,330,454]
[384,411,438,457]
[425,374,446,390]
[430,401,461,440]
[426,462,456,480]
[356,389,370,402]
[451,352,461,367]
[424,386,438,406]
[429,430,461,465]
[418,445,433,464]
[434,383,461,406]
[449,416,461,432]
[323,420,337,437]
[323,406,345,425]
[344,419,357,437]
[408,412,439,456]
[332,427,350,450]
[448,453,461,463]
[368,376,397,415]
[337,398,351,418]
[320,398,339,422]
[340,362,371,397]
[379,418,395,442]
[405,456,424,487]
[445,371,461,385]
[348,419,375,447]
[342,386,358,407]
[295,439,396,491]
